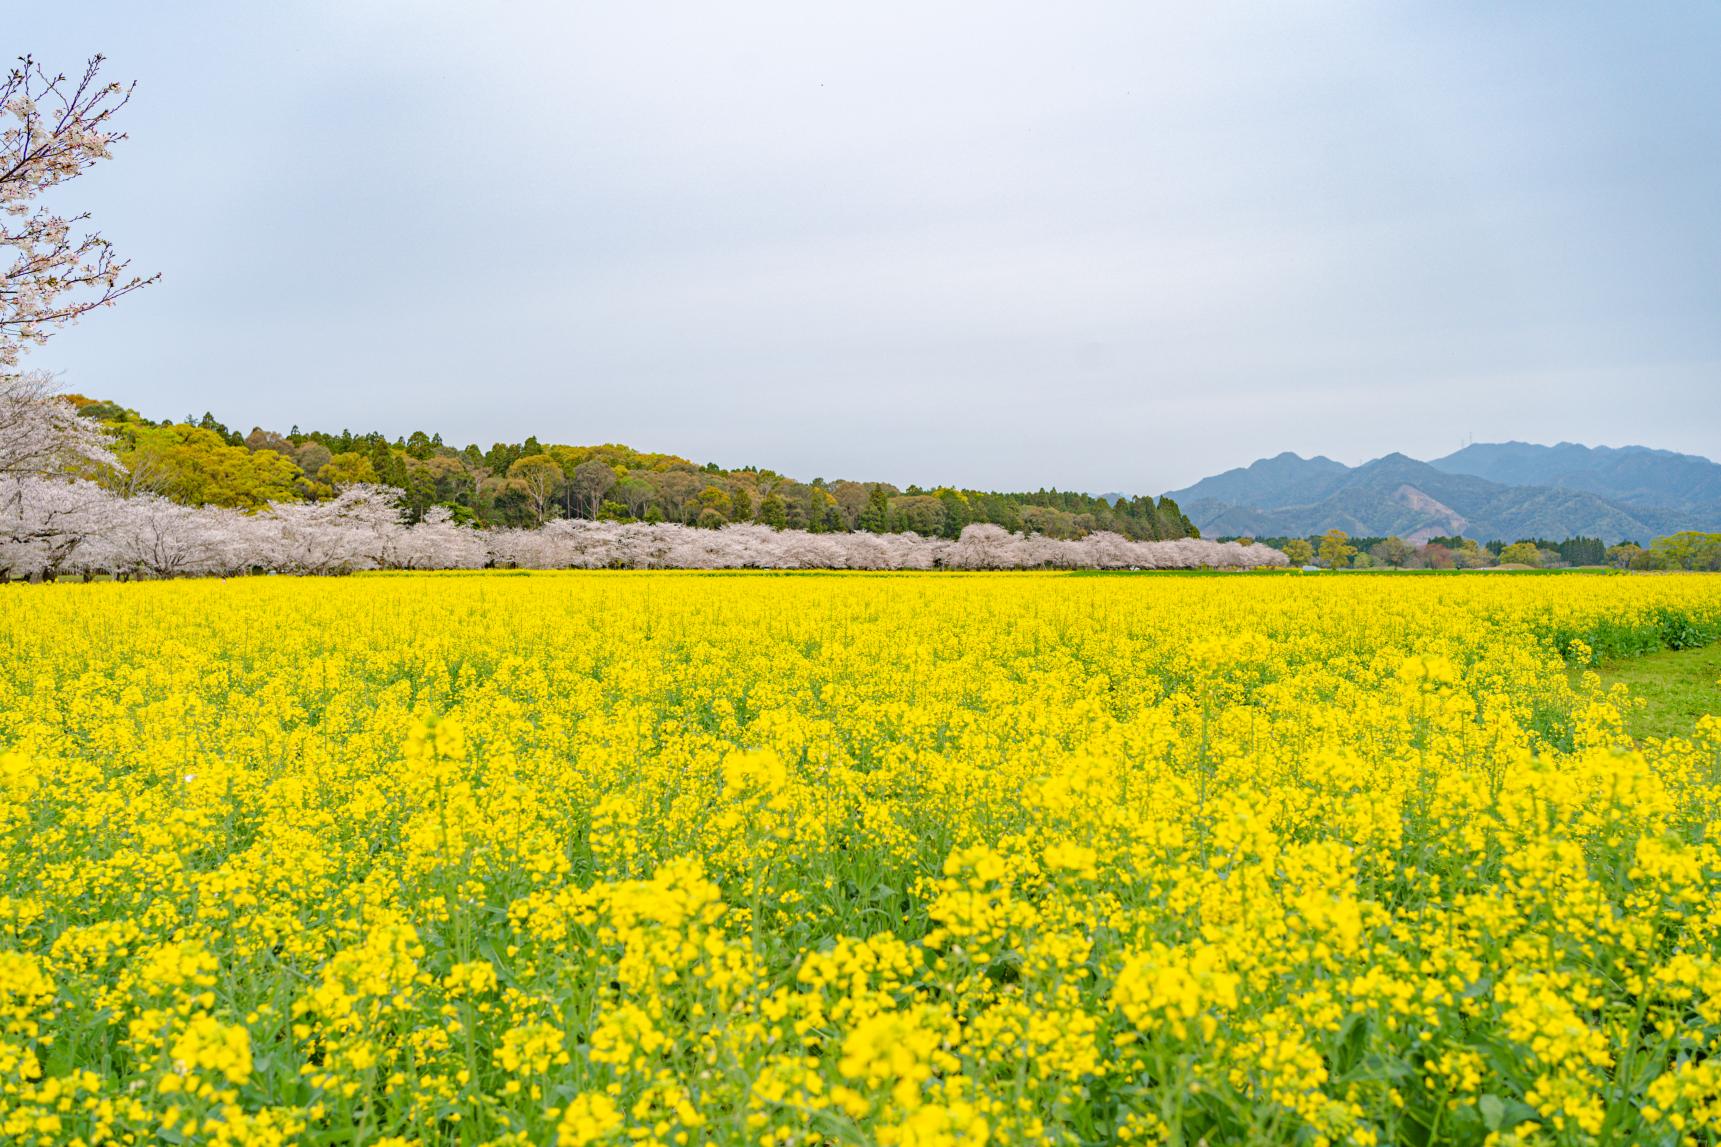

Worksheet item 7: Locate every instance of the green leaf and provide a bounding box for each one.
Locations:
[1333,1013,1371,1076]
[1502,1099,1539,1130]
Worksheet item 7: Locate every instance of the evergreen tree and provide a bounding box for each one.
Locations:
[760,493,788,530]
[937,488,968,539]
[860,485,890,532]
[1154,496,1188,540]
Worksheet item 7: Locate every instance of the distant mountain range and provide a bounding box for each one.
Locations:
[1160,442,1721,544]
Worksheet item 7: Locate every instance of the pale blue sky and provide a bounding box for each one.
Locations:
[15,2,1721,492]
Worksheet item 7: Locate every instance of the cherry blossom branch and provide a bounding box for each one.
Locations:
[0,54,157,366]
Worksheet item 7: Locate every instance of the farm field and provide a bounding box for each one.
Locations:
[3,573,1721,1147]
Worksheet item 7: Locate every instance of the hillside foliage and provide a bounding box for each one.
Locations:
[73,399,1199,542]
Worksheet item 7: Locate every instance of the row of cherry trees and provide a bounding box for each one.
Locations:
[487,520,1284,573]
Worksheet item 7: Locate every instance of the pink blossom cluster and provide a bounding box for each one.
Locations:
[2,57,156,368]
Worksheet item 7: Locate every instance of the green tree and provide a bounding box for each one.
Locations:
[1155,496,1194,540]
[570,459,617,519]
[507,454,565,525]
[1369,537,1412,567]
[1497,541,1542,567]
[698,486,733,519]
[1317,529,1356,569]
[614,477,655,519]
[1605,542,1643,569]
[367,437,407,487]
[937,488,969,539]
[859,485,891,533]
[114,424,302,508]
[1447,539,1488,568]
[319,452,378,487]
[399,467,439,521]
[293,441,333,479]
[1648,532,1721,571]
[760,493,788,530]
[890,495,945,536]
[1558,536,1607,566]
[1281,538,1314,566]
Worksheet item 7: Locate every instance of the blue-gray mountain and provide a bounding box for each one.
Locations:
[1161,444,1721,544]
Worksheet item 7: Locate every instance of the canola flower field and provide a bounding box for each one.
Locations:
[3,572,1721,1147]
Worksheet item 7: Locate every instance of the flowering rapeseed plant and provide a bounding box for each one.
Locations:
[0,570,1720,1145]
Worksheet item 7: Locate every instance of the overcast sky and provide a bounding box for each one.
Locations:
[16,2,1721,493]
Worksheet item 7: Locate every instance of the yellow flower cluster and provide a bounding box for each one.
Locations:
[0,570,1719,1145]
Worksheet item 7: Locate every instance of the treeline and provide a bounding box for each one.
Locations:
[1241,532,1620,570]
[1,481,1287,582]
[72,400,1199,542]
[1485,536,1610,566]
[1608,533,1721,572]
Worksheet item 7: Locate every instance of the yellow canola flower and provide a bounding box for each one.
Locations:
[0,570,1716,1145]
[167,1013,253,1086]
[839,1007,949,1108]
[0,748,36,798]
[495,1019,568,1075]
[557,1092,624,1145]
[1112,943,1240,1041]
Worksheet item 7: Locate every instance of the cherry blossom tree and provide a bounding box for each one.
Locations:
[397,505,487,569]
[196,506,271,578]
[2,55,156,368]
[260,485,403,574]
[94,492,216,578]
[0,369,114,477]
[0,473,117,580]
[0,371,121,579]
[0,51,149,580]
[946,523,1014,570]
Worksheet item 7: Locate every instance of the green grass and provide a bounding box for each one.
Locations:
[1577,642,1721,742]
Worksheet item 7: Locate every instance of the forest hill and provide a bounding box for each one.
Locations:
[72,400,1199,542]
